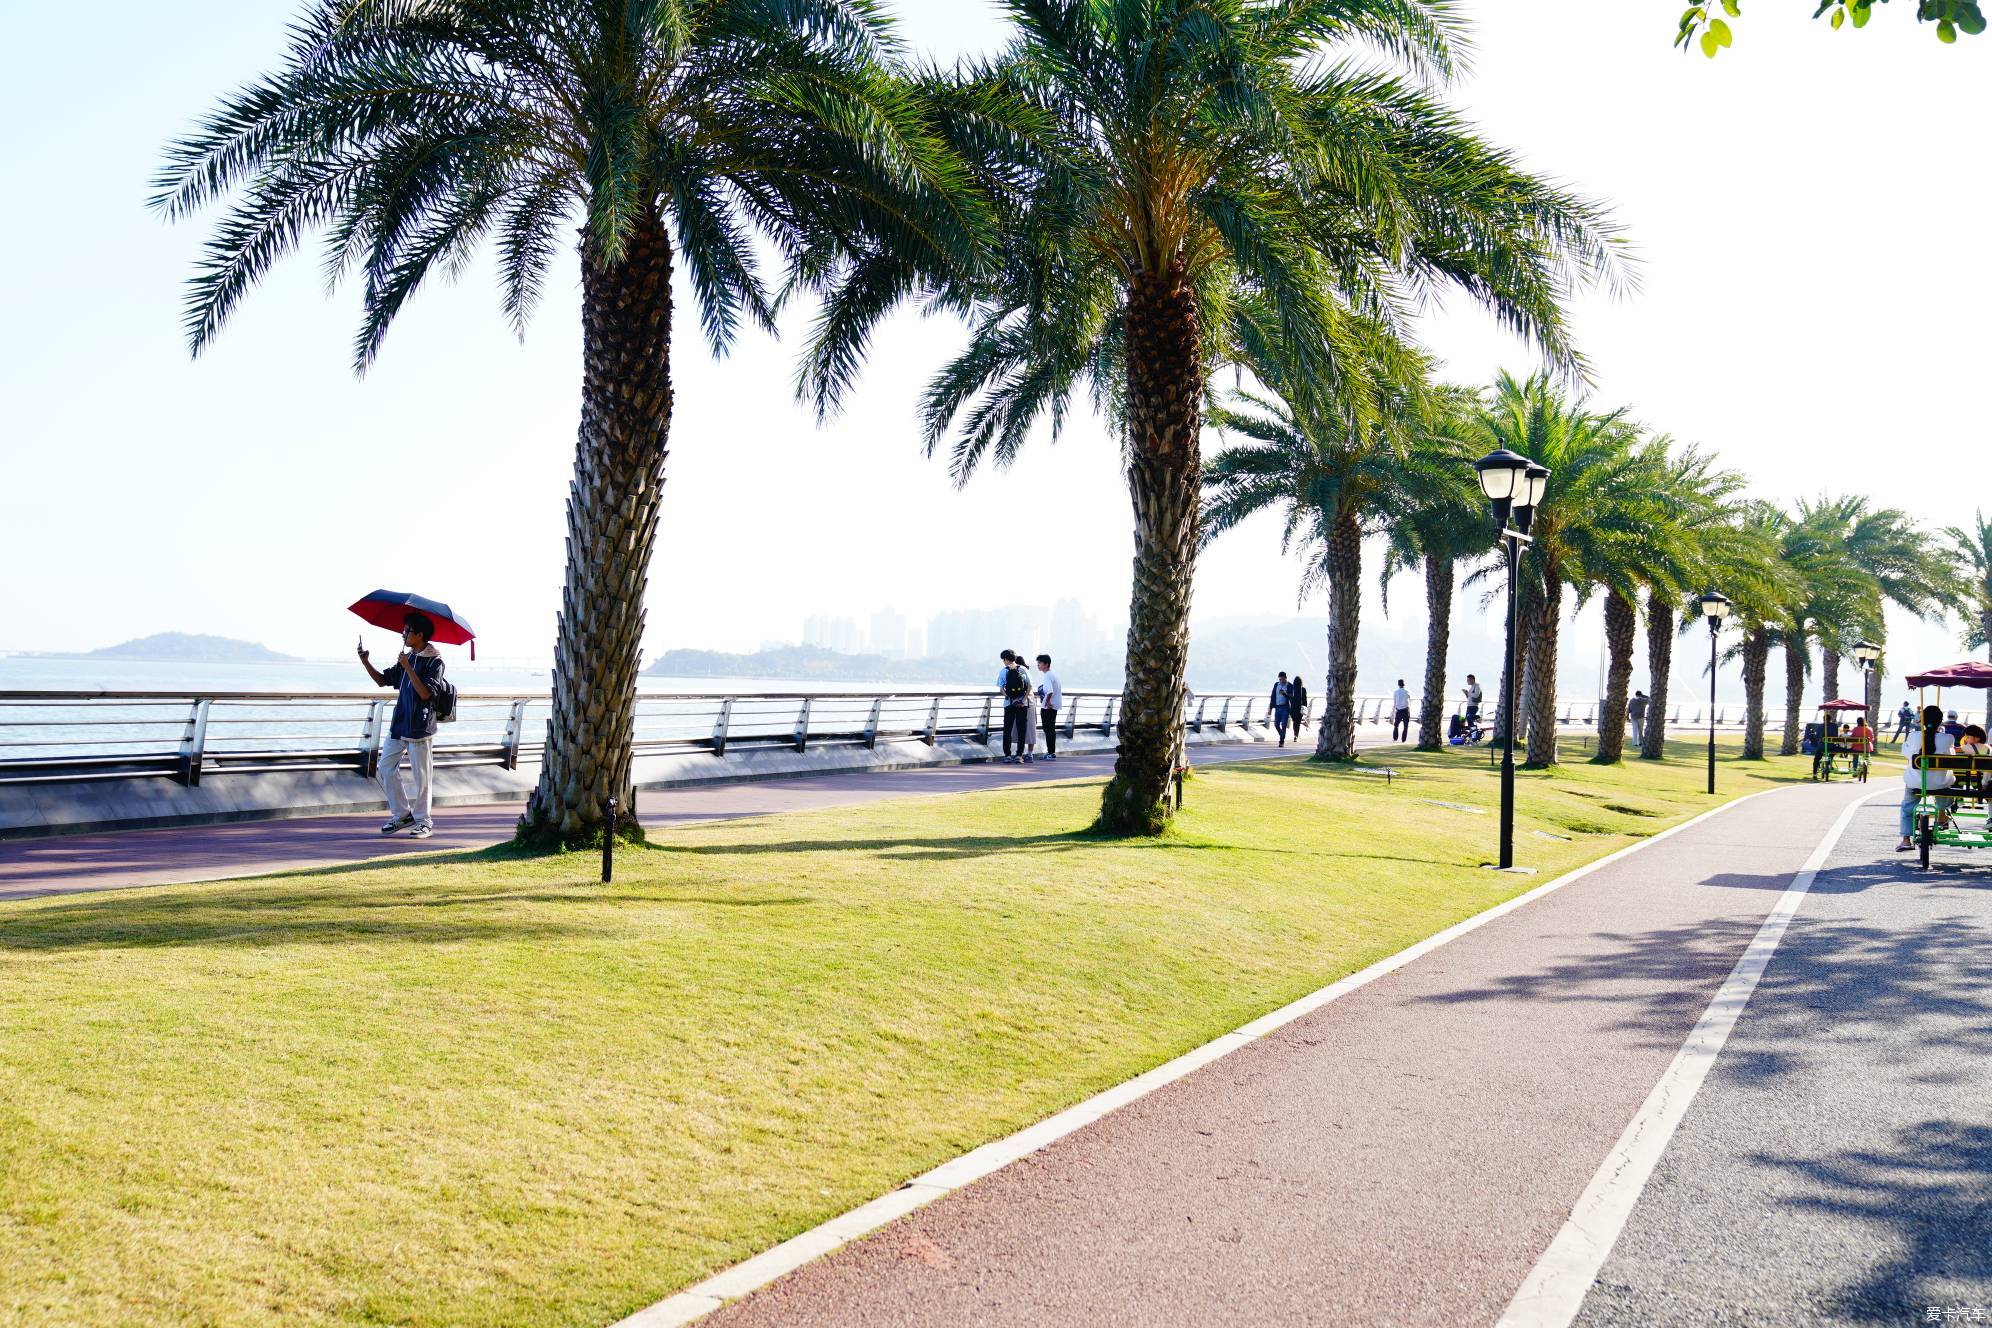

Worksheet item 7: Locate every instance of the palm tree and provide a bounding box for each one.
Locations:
[1203,358,1447,762]
[1767,505,1872,756]
[1948,513,1992,660]
[154,0,984,846]
[1463,373,1650,767]
[1708,504,1798,759]
[1380,389,1487,750]
[815,0,1626,833]
[1799,496,1955,711]
[1624,444,1746,761]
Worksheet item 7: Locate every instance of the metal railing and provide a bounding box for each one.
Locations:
[0,688,1273,788]
[0,687,1870,790]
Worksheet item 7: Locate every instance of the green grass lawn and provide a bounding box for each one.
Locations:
[0,739,1824,1326]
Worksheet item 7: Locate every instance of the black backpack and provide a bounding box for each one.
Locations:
[1003,666,1031,701]
[433,674,458,724]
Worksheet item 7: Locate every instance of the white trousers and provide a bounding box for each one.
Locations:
[379,735,434,826]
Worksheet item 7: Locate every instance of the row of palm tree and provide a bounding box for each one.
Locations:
[1204,367,1978,769]
[161,0,1626,841]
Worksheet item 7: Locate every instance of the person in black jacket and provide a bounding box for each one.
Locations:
[1270,672,1293,745]
[358,612,447,838]
[1288,675,1310,734]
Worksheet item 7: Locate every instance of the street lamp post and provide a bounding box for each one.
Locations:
[1851,638,1883,737]
[1475,449,1548,869]
[1697,590,1731,794]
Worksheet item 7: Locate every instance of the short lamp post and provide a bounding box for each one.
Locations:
[1476,448,1549,869]
[1697,590,1731,794]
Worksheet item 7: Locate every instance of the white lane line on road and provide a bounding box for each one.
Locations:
[612,783,1803,1328]
[1495,788,1883,1328]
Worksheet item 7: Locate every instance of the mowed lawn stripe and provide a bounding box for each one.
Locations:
[0,741,1814,1327]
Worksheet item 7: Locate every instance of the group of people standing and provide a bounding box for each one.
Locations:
[996,650,1063,764]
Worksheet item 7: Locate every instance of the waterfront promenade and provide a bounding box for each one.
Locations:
[648,783,1992,1327]
[0,741,1312,900]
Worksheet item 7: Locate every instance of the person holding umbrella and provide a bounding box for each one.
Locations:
[357,612,447,838]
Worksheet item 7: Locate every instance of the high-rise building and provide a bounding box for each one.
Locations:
[1049,598,1104,658]
[869,607,909,659]
[802,614,861,654]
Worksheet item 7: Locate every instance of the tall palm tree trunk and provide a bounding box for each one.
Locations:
[1595,589,1636,762]
[1099,264,1202,836]
[1417,555,1452,750]
[521,214,674,846]
[1494,569,1539,747]
[1781,638,1808,756]
[1523,575,1563,767]
[1821,648,1841,702]
[1314,507,1362,760]
[1639,596,1674,759]
[1741,625,1769,759]
[1865,649,1883,731]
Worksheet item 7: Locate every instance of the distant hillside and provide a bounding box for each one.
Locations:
[67,633,297,664]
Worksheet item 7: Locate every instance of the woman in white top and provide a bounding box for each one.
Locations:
[1899,704,1956,851]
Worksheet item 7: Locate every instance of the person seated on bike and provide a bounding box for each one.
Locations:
[1849,716,1875,754]
[1900,704,1957,852]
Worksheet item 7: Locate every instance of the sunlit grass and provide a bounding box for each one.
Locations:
[0,737,1815,1327]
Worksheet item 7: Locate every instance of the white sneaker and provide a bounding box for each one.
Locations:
[380,815,413,835]
[409,823,433,840]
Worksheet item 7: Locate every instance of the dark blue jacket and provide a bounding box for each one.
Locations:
[381,650,446,740]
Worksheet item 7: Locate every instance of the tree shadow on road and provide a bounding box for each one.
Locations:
[1755,1119,1992,1318]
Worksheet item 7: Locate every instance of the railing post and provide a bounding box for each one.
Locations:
[1242,697,1256,727]
[1065,699,1077,739]
[977,696,993,745]
[712,698,733,758]
[863,697,883,750]
[1216,697,1231,732]
[925,696,941,746]
[1102,695,1117,737]
[793,698,811,753]
[176,699,211,787]
[1192,696,1208,732]
[501,699,529,770]
[357,699,385,778]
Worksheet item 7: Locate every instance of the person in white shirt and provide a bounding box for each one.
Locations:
[1391,679,1412,742]
[1035,654,1063,761]
[1463,675,1483,728]
[1899,704,1956,851]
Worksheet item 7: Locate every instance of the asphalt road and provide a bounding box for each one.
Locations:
[1573,793,1992,1326]
[695,781,1889,1327]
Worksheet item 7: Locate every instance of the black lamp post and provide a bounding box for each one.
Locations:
[1697,590,1730,794]
[1476,448,1547,869]
[1851,638,1881,707]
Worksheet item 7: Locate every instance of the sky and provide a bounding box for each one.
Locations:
[1,1,1985,692]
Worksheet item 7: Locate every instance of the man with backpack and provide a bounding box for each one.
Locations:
[357,611,451,838]
[998,649,1033,763]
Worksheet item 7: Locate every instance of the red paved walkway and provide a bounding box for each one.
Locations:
[0,745,1301,900]
[677,781,1875,1328]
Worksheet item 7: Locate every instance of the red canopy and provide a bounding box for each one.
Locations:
[1818,698,1868,712]
[1906,661,1992,690]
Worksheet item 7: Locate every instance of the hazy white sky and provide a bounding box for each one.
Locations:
[1,1,1983,685]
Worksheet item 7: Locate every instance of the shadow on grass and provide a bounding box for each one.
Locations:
[646,830,1297,863]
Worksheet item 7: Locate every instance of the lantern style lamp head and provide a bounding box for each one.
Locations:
[1851,639,1882,665]
[1474,448,1532,531]
[1514,463,1552,533]
[1697,589,1731,629]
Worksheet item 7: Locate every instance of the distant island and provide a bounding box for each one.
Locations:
[38,633,299,664]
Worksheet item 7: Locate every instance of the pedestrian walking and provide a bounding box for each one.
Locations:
[1288,675,1309,732]
[1270,671,1293,745]
[999,649,1033,763]
[1628,689,1649,748]
[1036,654,1062,761]
[1462,674,1483,728]
[1894,700,1915,743]
[1391,679,1411,742]
[357,612,447,838]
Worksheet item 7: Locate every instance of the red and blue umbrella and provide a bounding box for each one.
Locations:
[349,589,476,658]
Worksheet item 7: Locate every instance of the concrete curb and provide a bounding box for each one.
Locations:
[609,780,1802,1328]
